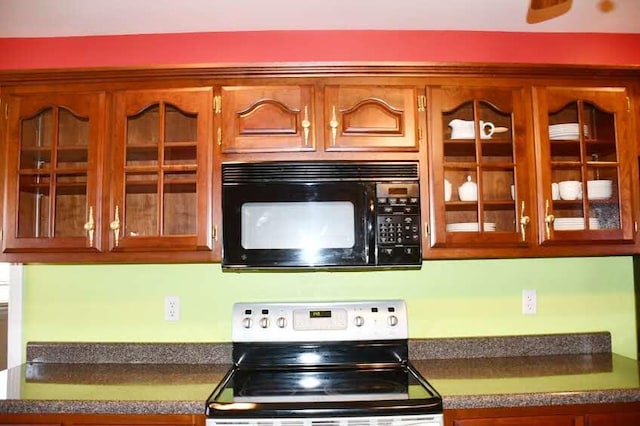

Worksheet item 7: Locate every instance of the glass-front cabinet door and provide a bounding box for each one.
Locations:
[3,92,104,253]
[533,87,634,245]
[427,86,535,250]
[110,88,213,252]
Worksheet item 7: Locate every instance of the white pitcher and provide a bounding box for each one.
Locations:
[449,119,495,139]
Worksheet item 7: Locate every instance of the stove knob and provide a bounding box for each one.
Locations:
[276,317,287,328]
[242,317,252,329]
[354,315,365,327]
[259,317,270,328]
[388,315,399,327]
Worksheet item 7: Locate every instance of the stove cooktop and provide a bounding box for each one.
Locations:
[206,301,443,424]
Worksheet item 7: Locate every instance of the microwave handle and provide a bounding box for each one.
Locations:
[366,184,378,266]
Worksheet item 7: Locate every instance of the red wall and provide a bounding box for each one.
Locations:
[1,30,640,70]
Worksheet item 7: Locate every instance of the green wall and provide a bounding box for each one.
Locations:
[22,256,637,359]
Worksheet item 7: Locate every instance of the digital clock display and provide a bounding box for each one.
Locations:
[309,310,332,319]
[388,187,408,195]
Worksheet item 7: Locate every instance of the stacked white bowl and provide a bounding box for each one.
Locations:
[549,123,589,140]
[586,180,613,200]
[446,222,496,232]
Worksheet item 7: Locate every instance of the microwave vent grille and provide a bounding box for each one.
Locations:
[223,162,419,183]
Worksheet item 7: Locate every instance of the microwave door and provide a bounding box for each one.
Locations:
[222,182,375,269]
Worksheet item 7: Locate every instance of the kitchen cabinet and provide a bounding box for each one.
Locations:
[532,86,635,247]
[586,411,640,425]
[323,85,419,152]
[219,83,420,155]
[109,88,215,253]
[0,414,203,426]
[446,403,640,426]
[427,85,536,253]
[220,85,315,153]
[452,416,576,426]
[1,64,639,263]
[1,91,105,253]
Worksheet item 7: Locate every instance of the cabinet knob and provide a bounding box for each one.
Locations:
[544,199,555,240]
[83,206,95,247]
[329,106,339,145]
[301,105,311,146]
[519,201,530,242]
[110,205,121,247]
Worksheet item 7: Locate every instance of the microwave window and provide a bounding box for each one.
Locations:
[241,202,355,249]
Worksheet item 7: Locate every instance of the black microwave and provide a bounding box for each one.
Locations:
[221,161,422,270]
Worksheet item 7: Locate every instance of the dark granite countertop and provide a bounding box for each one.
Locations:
[1,332,639,415]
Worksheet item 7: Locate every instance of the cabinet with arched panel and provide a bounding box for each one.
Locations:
[2,91,105,253]
[532,86,635,246]
[427,85,536,254]
[218,83,420,155]
[109,88,214,253]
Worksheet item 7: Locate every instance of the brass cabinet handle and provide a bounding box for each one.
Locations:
[110,205,121,247]
[519,200,530,242]
[329,106,339,145]
[544,199,555,239]
[301,105,311,146]
[83,205,95,247]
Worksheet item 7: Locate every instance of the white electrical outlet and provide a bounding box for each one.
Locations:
[164,295,180,321]
[522,289,537,315]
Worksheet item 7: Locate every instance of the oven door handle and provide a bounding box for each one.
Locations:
[206,365,238,403]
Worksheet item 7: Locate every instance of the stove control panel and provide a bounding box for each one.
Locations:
[232,300,408,342]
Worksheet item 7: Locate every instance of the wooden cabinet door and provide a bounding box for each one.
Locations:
[220,85,315,153]
[532,87,634,246]
[586,412,640,426]
[427,85,535,252]
[323,85,419,151]
[2,92,105,253]
[453,415,576,426]
[109,88,214,253]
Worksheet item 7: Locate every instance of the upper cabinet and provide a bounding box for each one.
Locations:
[427,85,536,253]
[220,85,315,153]
[110,88,215,253]
[219,83,420,155]
[532,86,635,246]
[323,85,419,152]
[1,65,639,263]
[2,91,105,253]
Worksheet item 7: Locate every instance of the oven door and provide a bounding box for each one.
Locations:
[222,182,375,269]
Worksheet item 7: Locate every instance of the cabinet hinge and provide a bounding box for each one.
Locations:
[212,225,218,242]
[217,128,222,146]
[3,102,7,119]
[635,221,638,233]
[0,228,3,241]
[213,95,221,114]
[417,95,426,113]
[626,96,631,112]
[423,223,429,236]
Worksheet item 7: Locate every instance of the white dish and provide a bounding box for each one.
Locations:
[553,217,600,230]
[446,222,496,232]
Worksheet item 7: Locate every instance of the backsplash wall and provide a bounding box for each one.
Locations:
[22,256,636,360]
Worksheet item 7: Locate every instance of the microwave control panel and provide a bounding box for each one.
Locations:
[375,183,421,266]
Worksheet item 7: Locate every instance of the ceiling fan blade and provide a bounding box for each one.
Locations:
[527,0,573,24]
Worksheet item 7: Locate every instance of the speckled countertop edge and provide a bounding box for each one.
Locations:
[0,400,204,415]
[443,389,640,410]
[26,332,611,364]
